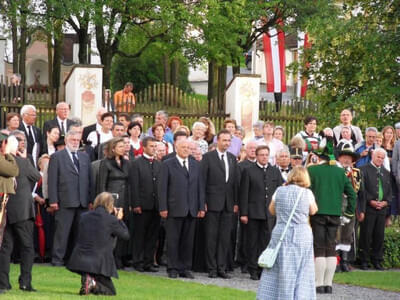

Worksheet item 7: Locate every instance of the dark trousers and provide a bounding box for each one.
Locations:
[205,210,232,272]
[247,219,271,274]
[52,207,85,265]
[236,222,248,268]
[310,215,340,257]
[0,219,34,289]
[359,206,386,263]
[227,214,238,270]
[166,215,195,273]
[132,210,160,268]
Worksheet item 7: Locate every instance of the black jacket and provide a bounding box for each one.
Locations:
[130,156,161,210]
[97,158,130,211]
[201,150,239,212]
[359,163,392,214]
[82,123,96,145]
[42,118,74,139]
[67,206,129,278]
[240,163,283,220]
[7,156,41,224]
[158,156,205,217]
[18,123,42,162]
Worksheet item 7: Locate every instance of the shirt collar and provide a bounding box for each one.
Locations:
[176,155,188,165]
[256,162,268,169]
[216,149,226,159]
[143,153,154,160]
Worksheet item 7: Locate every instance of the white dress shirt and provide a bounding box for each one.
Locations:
[217,149,229,182]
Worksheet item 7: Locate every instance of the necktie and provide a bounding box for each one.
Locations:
[71,152,79,170]
[60,121,65,136]
[377,169,383,201]
[183,160,189,176]
[221,154,226,175]
[27,125,35,143]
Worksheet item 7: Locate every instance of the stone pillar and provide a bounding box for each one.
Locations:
[225,74,260,142]
[64,65,103,126]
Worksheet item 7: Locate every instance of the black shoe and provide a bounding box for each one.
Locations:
[325,286,332,294]
[51,261,64,267]
[144,266,159,273]
[373,262,384,271]
[168,271,178,279]
[208,271,218,278]
[20,285,37,292]
[316,286,325,294]
[179,271,195,279]
[250,273,259,281]
[134,265,145,272]
[360,263,369,270]
[217,271,231,279]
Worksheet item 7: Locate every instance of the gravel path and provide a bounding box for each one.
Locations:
[126,267,400,300]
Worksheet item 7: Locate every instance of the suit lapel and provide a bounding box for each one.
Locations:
[173,157,189,178]
[63,149,79,175]
[213,150,225,174]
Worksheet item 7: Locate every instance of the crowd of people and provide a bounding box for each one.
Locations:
[0,102,398,297]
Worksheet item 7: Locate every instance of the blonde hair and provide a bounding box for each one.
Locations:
[287,166,311,188]
[93,192,115,213]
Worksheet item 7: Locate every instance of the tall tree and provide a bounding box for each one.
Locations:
[303,1,400,128]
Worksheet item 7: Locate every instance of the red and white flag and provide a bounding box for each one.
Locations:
[263,23,286,93]
[297,32,311,98]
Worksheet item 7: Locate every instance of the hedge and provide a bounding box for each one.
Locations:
[383,226,400,268]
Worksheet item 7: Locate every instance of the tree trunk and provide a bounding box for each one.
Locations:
[163,54,170,83]
[18,9,27,86]
[232,56,241,75]
[217,65,227,111]
[170,57,179,87]
[52,24,63,103]
[78,28,89,64]
[11,16,18,75]
[207,60,219,113]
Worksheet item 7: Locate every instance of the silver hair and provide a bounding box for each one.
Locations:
[365,127,378,134]
[276,147,290,157]
[70,117,82,126]
[253,120,264,129]
[192,121,207,130]
[20,104,36,116]
[56,102,69,110]
[10,129,27,149]
[156,110,168,120]
[373,147,387,157]
[65,130,81,138]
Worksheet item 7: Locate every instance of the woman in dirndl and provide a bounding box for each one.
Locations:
[257,166,318,300]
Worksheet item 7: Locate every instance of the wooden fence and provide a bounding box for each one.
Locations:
[115,83,318,144]
[258,99,319,144]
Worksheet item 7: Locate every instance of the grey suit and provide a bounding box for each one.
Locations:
[0,155,40,289]
[48,148,92,265]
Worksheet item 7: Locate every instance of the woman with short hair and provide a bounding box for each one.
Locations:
[257,166,318,300]
[67,192,129,295]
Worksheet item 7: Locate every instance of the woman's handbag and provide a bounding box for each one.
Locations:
[258,188,304,269]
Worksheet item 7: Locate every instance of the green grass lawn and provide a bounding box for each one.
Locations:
[1,264,255,300]
[334,270,400,292]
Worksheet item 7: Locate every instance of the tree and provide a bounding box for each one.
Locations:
[303,1,400,128]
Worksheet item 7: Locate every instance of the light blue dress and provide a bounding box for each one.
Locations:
[257,185,316,300]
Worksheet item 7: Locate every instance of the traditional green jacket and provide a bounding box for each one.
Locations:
[308,163,356,217]
[0,153,19,194]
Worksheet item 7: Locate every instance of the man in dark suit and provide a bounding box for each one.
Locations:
[0,136,41,293]
[236,140,257,274]
[158,139,205,279]
[42,102,74,140]
[161,131,188,162]
[18,104,42,167]
[130,137,161,272]
[48,130,92,266]
[239,145,283,280]
[82,107,107,145]
[201,129,239,279]
[358,148,391,270]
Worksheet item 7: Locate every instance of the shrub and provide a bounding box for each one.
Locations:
[383,226,400,268]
